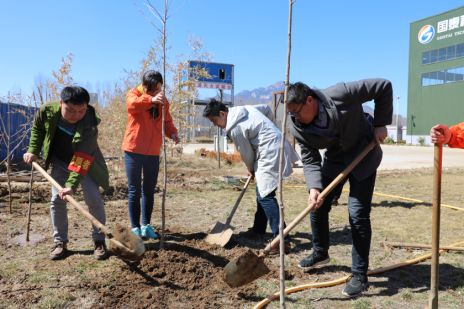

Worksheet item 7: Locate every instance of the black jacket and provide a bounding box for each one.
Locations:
[291,78,393,190]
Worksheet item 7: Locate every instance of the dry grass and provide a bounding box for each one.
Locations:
[1,156,464,308]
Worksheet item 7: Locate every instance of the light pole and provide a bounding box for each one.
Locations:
[395,96,400,143]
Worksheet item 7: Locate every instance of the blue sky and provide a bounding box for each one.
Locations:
[1,1,463,116]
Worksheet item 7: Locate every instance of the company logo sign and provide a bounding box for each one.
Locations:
[418,25,435,44]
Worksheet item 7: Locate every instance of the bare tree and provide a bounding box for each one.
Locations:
[6,100,11,213]
[277,1,295,307]
[47,53,75,100]
[0,90,36,213]
[144,0,171,249]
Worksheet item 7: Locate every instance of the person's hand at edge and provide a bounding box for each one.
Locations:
[430,124,451,145]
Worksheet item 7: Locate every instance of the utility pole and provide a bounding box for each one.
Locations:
[396,96,400,143]
[217,89,223,169]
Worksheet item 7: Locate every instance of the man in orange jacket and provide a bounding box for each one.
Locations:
[430,123,464,148]
[122,70,179,240]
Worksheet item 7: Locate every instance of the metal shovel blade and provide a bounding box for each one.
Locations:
[223,249,270,287]
[205,175,253,247]
[205,222,234,247]
[109,224,145,262]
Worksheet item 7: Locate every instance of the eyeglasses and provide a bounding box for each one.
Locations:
[287,102,305,117]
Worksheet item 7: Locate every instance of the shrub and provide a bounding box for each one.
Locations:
[383,137,395,144]
[418,136,426,146]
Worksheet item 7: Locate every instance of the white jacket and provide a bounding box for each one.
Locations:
[225,104,300,197]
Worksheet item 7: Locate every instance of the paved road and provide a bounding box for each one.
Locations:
[378,144,463,170]
[182,143,463,170]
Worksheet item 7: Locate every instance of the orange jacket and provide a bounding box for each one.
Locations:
[122,86,178,156]
[448,122,464,149]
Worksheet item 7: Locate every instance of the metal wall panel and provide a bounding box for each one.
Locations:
[0,102,38,162]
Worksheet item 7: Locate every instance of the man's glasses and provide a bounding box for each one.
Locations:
[287,102,305,117]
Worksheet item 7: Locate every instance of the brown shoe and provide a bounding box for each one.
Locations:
[94,241,108,260]
[268,241,291,256]
[50,243,68,260]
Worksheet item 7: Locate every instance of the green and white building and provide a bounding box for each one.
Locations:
[408,6,464,143]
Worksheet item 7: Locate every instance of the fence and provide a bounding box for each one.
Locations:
[0,101,37,162]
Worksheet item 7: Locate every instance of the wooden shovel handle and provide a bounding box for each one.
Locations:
[225,175,253,225]
[263,140,378,255]
[32,162,113,237]
[26,164,34,241]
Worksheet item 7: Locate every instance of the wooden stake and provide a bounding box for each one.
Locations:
[429,143,442,309]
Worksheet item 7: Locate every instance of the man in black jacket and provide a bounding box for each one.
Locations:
[286,79,392,297]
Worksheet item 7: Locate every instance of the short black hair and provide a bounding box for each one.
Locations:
[286,82,318,105]
[60,86,90,105]
[203,99,228,117]
[142,70,163,92]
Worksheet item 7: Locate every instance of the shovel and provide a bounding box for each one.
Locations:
[205,175,253,247]
[223,140,378,287]
[32,162,145,262]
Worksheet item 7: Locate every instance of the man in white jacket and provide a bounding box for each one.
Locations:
[203,99,299,253]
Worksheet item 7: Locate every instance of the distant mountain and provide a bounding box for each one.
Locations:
[234,81,285,106]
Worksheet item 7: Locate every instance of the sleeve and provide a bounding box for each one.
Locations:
[335,78,393,127]
[126,88,153,114]
[163,99,179,137]
[65,110,101,190]
[27,107,46,156]
[298,140,323,191]
[448,122,464,149]
[229,127,255,172]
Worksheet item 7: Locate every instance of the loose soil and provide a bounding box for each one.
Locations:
[1,155,464,308]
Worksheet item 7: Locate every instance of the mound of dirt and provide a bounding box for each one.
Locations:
[96,233,260,308]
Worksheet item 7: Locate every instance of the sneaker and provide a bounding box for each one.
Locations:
[342,273,369,297]
[268,241,291,256]
[298,250,330,269]
[94,241,108,260]
[50,242,68,260]
[131,227,142,238]
[141,224,159,240]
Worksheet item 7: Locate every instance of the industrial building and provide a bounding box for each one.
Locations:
[408,6,464,143]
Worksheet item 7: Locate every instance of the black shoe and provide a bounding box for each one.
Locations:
[241,228,265,240]
[298,250,329,269]
[342,273,369,298]
[94,241,108,260]
[50,242,68,260]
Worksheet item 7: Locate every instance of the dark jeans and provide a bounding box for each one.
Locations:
[124,151,160,228]
[253,187,280,237]
[310,172,376,274]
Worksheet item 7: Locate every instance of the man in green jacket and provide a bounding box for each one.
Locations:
[23,86,109,260]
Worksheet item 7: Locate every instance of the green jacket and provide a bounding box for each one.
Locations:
[27,102,109,191]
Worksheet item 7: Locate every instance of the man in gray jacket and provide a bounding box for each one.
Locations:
[286,79,392,297]
[203,99,299,254]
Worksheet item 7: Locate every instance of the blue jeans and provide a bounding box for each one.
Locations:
[310,172,376,274]
[124,151,160,228]
[253,187,280,237]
